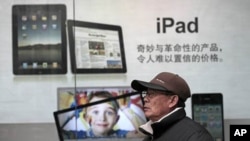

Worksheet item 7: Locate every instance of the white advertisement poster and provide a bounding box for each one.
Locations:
[0,0,250,124]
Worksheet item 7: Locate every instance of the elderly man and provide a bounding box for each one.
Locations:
[131,72,213,141]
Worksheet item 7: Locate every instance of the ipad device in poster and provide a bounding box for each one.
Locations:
[12,4,67,75]
[67,20,127,73]
[192,93,224,141]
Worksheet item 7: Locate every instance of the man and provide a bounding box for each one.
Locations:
[131,72,213,141]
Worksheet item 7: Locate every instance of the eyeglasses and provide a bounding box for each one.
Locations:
[142,90,173,99]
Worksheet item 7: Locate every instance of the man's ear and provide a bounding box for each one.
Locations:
[169,95,179,108]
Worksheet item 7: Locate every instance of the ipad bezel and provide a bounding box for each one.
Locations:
[67,20,127,74]
[12,4,67,75]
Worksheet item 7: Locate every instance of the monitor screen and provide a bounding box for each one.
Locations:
[55,87,146,140]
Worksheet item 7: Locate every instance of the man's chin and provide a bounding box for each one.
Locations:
[144,112,152,118]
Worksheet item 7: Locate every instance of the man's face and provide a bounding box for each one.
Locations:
[142,89,176,121]
[85,97,119,136]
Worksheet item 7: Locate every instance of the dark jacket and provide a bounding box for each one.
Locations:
[139,108,214,141]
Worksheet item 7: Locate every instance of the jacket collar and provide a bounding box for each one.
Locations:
[139,108,186,138]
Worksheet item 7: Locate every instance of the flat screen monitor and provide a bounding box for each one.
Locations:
[54,88,146,140]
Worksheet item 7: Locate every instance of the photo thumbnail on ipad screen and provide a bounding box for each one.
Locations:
[55,87,146,139]
[12,5,67,74]
[67,20,127,73]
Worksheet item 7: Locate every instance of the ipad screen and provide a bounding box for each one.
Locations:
[67,20,127,74]
[12,4,67,74]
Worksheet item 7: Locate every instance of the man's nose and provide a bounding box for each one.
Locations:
[143,96,149,103]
